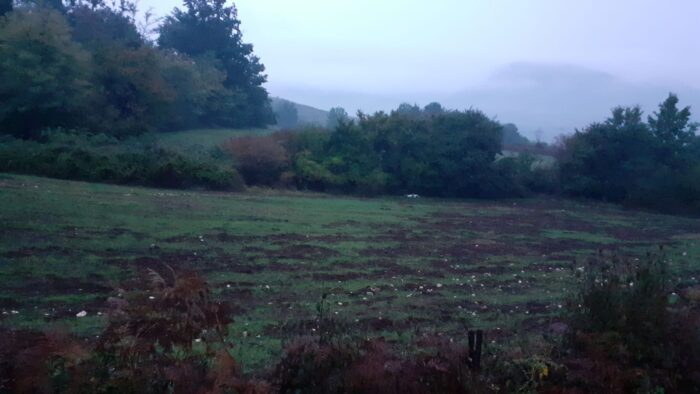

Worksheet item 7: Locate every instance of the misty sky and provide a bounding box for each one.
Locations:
[140,0,700,139]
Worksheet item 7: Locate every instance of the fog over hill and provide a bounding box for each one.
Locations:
[270,97,329,126]
[269,63,700,141]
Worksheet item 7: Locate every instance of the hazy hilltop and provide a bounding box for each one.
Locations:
[444,63,700,140]
[269,63,700,141]
[270,97,329,126]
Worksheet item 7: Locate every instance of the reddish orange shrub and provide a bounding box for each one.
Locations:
[221,135,290,185]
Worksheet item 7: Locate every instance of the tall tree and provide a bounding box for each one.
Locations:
[326,107,349,129]
[648,93,699,152]
[0,8,94,138]
[158,0,273,127]
[501,123,530,146]
[394,103,421,117]
[68,4,173,135]
[423,102,444,116]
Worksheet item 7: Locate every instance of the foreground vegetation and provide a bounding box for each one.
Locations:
[1,175,699,374]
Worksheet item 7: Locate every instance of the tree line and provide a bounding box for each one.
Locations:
[558,93,700,211]
[225,105,553,198]
[225,95,700,212]
[0,0,274,139]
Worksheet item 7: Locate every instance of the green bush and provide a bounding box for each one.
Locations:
[0,131,244,191]
[271,107,516,197]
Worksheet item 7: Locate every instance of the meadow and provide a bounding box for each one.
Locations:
[1,173,699,373]
[153,128,272,151]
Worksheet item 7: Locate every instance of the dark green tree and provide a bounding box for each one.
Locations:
[0,8,95,138]
[326,107,349,129]
[648,93,699,170]
[394,103,421,117]
[501,123,531,146]
[423,102,444,116]
[67,4,143,49]
[648,93,698,147]
[157,51,229,130]
[558,106,655,202]
[158,0,273,127]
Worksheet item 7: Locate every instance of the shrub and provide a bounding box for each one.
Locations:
[563,250,700,392]
[0,268,267,393]
[221,135,290,186]
[272,336,477,393]
[0,131,245,191]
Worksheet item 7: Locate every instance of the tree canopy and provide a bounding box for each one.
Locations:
[559,94,700,211]
[158,0,274,127]
[0,0,275,137]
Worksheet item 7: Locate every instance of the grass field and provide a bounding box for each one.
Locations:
[1,173,699,372]
[153,128,272,151]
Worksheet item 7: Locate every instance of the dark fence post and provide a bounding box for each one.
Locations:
[468,330,483,370]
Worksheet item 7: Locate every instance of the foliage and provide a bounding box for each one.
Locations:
[0,131,244,190]
[0,268,267,393]
[239,105,515,197]
[0,7,95,138]
[326,107,350,129]
[558,94,700,211]
[221,134,290,186]
[92,45,177,136]
[272,336,478,393]
[648,93,699,155]
[423,102,445,116]
[217,104,562,198]
[0,1,272,138]
[158,0,274,127]
[67,4,143,49]
[564,250,700,392]
[501,123,531,146]
[157,51,230,131]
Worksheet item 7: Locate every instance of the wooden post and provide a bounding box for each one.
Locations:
[474,330,483,371]
[468,330,483,370]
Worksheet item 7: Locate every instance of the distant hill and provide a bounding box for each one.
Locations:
[271,97,329,127]
[268,63,700,141]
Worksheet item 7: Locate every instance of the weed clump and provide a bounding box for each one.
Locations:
[562,249,700,392]
[0,266,265,393]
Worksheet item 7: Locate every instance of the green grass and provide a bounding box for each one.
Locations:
[1,173,699,370]
[153,128,272,151]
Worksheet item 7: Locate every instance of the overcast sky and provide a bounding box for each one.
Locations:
[139,0,700,138]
